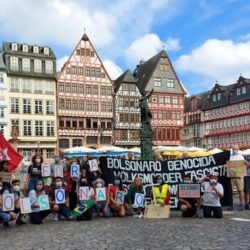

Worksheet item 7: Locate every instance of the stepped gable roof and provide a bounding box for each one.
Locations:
[0,49,6,71]
[184,91,209,112]
[114,70,136,93]
[134,50,166,93]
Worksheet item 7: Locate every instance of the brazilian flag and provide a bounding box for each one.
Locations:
[72,200,95,218]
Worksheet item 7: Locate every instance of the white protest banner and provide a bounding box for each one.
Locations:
[71,164,80,178]
[96,188,106,201]
[115,191,125,205]
[3,193,14,211]
[55,189,65,204]
[88,159,98,172]
[79,187,90,201]
[133,193,144,208]
[38,195,50,211]
[42,164,51,177]
[20,198,32,214]
[54,165,64,178]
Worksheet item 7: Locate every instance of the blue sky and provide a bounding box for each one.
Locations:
[1,0,250,95]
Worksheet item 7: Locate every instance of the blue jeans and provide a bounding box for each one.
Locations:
[94,201,112,217]
[58,206,72,218]
[0,209,10,224]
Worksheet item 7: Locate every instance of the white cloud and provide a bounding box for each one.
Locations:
[103,60,123,80]
[125,33,181,65]
[175,39,250,85]
[57,55,69,72]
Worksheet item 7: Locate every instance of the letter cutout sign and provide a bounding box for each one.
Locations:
[115,191,125,205]
[55,189,65,204]
[96,188,106,201]
[79,187,91,201]
[89,159,98,172]
[3,193,14,211]
[133,193,144,208]
[38,195,50,211]
[20,198,32,214]
[54,165,64,178]
[71,164,80,178]
[42,164,51,177]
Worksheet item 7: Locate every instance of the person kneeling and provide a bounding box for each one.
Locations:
[198,172,224,219]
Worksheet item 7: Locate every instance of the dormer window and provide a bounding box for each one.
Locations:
[22,45,28,52]
[33,46,39,54]
[236,86,247,95]
[242,86,246,94]
[11,43,17,51]
[44,47,49,55]
[237,88,241,95]
[212,93,221,102]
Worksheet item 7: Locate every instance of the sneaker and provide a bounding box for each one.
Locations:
[238,204,244,211]
[192,212,202,218]
[139,213,143,219]
[245,204,250,210]
[133,214,140,218]
[52,213,58,221]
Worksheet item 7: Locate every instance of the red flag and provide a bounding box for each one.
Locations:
[0,133,23,172]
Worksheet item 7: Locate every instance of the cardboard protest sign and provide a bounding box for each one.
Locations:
[42,164,51,177]
[71,164,80,178]
[3,193,14,211]
[144,204,170,219]
[226,161,246,177]
[88,159,98,172]
[38,195,50,211]
[133,193,144,208]
[55,189,65,204]
[54,165,64,177]
[96,188,106,201]
[178,184,201,198]
[20,198,32,214]
[0,172,12,183]
[79,187,90,201]
[115,191,125,205]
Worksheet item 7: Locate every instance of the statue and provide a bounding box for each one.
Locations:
[140,89,154,160]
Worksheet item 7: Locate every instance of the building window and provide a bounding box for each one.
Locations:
[100,86,106,95]
[86,85,91,94]
[242,86,247,94]
[59,82,64,92]
[160,63,168,71]
[72,100,78,110]
[34,81,43,94]
[167,78,174,88]
[23,99,31,114]
[66,100,71,110]
[154,77,162,87]
[46,101,54,114]
[44,47,49,55]
[85,67,90,76]
[33,46,39,53]
[73,139,82,147]
[46,149,54,158]
[107,103,112,112]
[86,136,98,144]
[11,98,19,113]
[35,121,43,136]
[10,57,19,70]
[106,87,112,95]
[11,120,19,132]
[72,84,77,93]
[23,120,32,136]
[173,97,178,105]
[22,45,28,52]
[22,79,31,93]
[65,83,70,93]
[59,99,64,109]
[0,107,4,118]
[45,81,54,94]
[11,43,17,51]
[92,85,98,95]
[34,59,42,73]
[35,100,43,114]
[78,84,84,94]
[45,61,53,74]
[165,96,171,104]
[218,93,221,100]
[47,121,54,136]
[92,102,98,111]
[100,136,111,144]
[79,101,84,110]
[59,139,69,149]
[11,78,19,92]
[237,88,241,95]
[86,102,92,111]
[78,67,83,75]
[22,58,30,72]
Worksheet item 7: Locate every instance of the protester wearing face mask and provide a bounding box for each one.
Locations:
[197,172,224,218]
[177,175,202,218]
[152,175,171,207]
[49,177,73,221]
[93,178,112,217]
[109,177,125,217]
[28,179,51,224]
[26,154,44,192]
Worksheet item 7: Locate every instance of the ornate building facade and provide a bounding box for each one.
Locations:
[134,50,186,146]
[3,42,57,159]
[114,70,141,147]
[57,33,113,149]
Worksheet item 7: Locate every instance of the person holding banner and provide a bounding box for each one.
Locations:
[125,177,144,216]
[49,176,73,220]
[109,176,125,217]
[198,172,224,219]
[26,154,44,192]
[28,179,51,224]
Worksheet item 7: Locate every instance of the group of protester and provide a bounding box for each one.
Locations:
[0,144,250,227]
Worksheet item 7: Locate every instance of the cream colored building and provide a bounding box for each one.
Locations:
[3,42,57,160]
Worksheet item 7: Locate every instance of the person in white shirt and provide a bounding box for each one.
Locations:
[198,172,224,218]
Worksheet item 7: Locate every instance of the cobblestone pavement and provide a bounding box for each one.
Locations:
[0,209,250,250]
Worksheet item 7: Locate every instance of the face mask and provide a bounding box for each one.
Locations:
[157,179,163,185]
[56,181,62,187]
[114,180,120,186]
[13,185,20,192]
[210,179,217,185]
[96,183,103,188]
[35,159,41,164]
[36,185,43,191]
